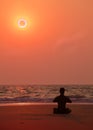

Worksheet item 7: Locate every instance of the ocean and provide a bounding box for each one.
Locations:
[0,85,93,104]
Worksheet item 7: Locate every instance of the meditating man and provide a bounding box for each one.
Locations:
[53,87,72,114]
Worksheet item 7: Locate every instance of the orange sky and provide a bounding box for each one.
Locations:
[0,0,93,84]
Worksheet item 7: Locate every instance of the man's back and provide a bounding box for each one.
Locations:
[53,95,72,110]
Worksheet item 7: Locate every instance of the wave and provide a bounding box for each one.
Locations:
[0,85,93,104]
[0,95,93,103]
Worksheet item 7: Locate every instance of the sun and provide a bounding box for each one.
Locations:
[13,15,31,31]
[18,18,28,29]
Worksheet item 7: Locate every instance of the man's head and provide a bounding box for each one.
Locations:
[60,88,65,95]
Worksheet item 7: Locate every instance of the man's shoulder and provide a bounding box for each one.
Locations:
[55,95,60,99]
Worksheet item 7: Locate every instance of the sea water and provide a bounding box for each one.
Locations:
[0,85,93,104]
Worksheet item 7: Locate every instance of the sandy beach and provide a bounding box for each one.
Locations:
[0,103,93,130]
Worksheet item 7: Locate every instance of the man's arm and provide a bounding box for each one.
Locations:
[66,96,72,103]
[53,96,58,102]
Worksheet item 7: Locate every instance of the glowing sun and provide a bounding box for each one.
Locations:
[18,18,27,29]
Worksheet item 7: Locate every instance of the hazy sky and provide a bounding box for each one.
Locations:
[0,0,93,84]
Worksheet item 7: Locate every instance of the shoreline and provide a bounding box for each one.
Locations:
[0,102,93,106]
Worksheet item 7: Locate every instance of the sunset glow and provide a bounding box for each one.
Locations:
[0,0,93,84]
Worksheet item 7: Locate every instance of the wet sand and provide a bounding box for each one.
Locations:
[0,103,93,130]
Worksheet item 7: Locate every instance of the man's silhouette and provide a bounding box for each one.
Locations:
[53,88,72,114]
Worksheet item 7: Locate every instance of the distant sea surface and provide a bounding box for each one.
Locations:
[0,85,93,104]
